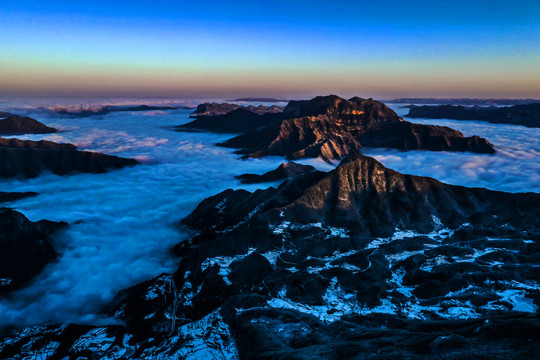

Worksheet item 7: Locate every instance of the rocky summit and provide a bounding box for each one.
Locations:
[219,95,495,162]
[2,153,538,359]
[0,115,57,135]
[0,137,139,178]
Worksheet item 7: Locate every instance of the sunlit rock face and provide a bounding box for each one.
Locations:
[0,137,139,178]
[0,208,65,295]
[0,115,57,135]
[219,95,495,162]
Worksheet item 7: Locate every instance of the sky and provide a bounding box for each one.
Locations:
[0,0,539,99]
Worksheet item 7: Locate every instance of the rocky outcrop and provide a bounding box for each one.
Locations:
[406,103,540,128]
[0,115,57,135]
[0,208,66,295]
[190,102,283,117]
[177,108,284,133]
[0,192,38,203]
[236,162,316,184]
[219,95,495,162]
[0,138,139,178]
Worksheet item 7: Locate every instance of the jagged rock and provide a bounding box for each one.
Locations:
[406,103,540,128]
[0,115,57,135]
[0,208,66,295]
[190,102,283,117]
[219,95,495,162]
[0,137,138,178]
[235,162,316,184]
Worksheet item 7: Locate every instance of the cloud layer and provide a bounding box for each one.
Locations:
[0,99,537,330]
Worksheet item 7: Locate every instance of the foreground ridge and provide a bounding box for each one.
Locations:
[2,153,538,359]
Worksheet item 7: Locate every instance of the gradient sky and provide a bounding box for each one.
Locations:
[1,0,539,98]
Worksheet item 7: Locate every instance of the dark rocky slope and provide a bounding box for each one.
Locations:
[406,103,540,128]
[235,162,316,184]
[0,208,66,295]
[0,115,57,135]
[219,95,495,162]
[0,137,138,178]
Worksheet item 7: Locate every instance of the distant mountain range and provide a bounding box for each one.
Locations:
[230,97,289,102]
[406,103,540,128]
[387,98,540,106]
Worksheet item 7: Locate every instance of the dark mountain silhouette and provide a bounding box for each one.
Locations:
[0,115,57,135]
[389,98,540,106]
[190,102,283,118]
[178,108,284,133]
[0,137,138,178]
[0,191,38,203]
[0,208,66,295]
[406,103,540,128]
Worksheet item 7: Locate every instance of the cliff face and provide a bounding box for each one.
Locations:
[219,95,495,162]
[0,138,138,178]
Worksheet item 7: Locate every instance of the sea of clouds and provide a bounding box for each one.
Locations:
[0,97,537,331]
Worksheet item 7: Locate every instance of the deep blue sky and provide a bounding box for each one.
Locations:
[1,0,539,98]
